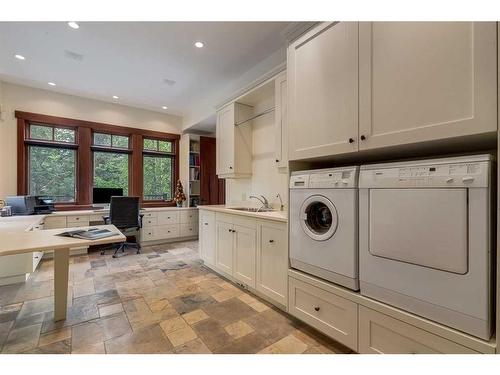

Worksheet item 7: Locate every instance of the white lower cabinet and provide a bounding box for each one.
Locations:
[233,222,257,288]
[139,208,198,243]
[358,306,478,354]
[199,210,216,266]
[256,221,288,306]
[215,218,235,275]
[205,209,288,308]
[288,276,358,351]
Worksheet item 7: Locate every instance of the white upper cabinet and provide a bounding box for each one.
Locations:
[288,22,359,161]
[216,102,253,178]
[358,22,497,150]
[274,72,288,169]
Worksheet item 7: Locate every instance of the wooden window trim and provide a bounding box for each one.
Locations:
[16,111,180,210]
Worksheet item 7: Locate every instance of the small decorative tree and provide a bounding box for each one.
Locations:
[174,179,186,207]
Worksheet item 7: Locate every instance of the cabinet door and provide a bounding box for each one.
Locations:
[257,222,288,306]
[215,220,234,275]
[274,73,288,169]
[288,22,359,161]
[200,211,216,266]
[216,104,235,175]
[233,224,257,288]
[359,22,497,150]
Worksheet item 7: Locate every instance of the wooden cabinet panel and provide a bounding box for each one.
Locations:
[288,276,358,351]
[215,220,234,275]
[180,210,198,224]
[358,306,478,354]
[200,210,216,266]
[43,216,67,229]
[358,22,497,150]
[233,224,257,288]
[288,22,359,161]
[257,222,288,306]
[180,223,198,237]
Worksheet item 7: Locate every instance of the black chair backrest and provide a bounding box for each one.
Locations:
[109,196,141,229]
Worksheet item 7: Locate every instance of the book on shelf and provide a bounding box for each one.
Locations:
[189,167,200,181]
[189,140,200,153]
[189,153,200,166]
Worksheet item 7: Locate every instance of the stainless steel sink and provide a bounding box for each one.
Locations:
[228,207,275,213]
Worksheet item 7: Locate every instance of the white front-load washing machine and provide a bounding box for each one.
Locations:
[359,154,493,340]
[290,167,359,290]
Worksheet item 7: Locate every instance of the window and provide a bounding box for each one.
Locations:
[143,156,173,200]
[93,152,129,195]
[92,133,130,195]
[17,111,179,208]
[93,132,129,148]
[143,138,175,201]
[26,124,77,202]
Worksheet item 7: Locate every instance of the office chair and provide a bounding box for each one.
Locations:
[101,196,143,258]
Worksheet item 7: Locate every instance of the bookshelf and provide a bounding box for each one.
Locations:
[180,134,201,207]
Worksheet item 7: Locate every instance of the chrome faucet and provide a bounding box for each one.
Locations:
[249,195,272,212]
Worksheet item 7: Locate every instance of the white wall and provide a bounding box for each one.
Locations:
[0,82,183,200]
[225,95,288,210]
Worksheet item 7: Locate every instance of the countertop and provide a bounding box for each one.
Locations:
[197,205,287,223]
[0,215,125,256]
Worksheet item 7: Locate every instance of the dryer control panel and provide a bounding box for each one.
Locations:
[290,167,359,189]
[359,156,491,189]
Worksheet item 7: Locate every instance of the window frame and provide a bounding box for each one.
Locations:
[142,137,176,202]
[16,111,179,210]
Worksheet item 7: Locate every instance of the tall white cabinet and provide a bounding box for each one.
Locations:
[287,22,359,160]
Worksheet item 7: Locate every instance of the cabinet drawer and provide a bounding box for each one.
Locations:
[141,228,155,241]
[142,211,158,218]
[89,214,106,222]
[180,210,198,223]
[156,224,180,239]
[358,306,478,354]
[158,211,179,225]
[67,215,89,224]
[180,223,198,237]
[143,217,158,227]
[288,276,358,351]
[43,216,67,229]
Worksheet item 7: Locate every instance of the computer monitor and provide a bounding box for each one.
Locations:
[92,187,123,204]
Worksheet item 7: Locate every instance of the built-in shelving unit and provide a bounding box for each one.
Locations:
[180,133,200,207]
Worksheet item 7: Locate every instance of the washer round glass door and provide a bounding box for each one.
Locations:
[299,195,338,241]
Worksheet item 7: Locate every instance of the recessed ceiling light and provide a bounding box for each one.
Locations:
[112,95,119,99]
[194,41,204,48]
[162,106,168,110]
[14,54,25,60]
[48,82,56,86]
[68,22,80,29]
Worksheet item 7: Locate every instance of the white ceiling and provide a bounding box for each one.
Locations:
[0,22,291,117]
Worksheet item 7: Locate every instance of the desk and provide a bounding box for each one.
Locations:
[0,217,125,321]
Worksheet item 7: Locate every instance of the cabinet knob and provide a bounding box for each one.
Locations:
[229,166,233,169]
[360,135,366,141]
[314,306,320,312]
[269,239,274,243]
[204,222,208,226]
[275,159,279,162]
[348,138,354,144]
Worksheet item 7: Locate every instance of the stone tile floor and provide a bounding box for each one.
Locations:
[0,240,351,354]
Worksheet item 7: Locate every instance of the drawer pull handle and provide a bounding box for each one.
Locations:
[204,223,208,225]
[360,135,366,141]
[314,306,320,312]
[269,239,274,243]
[348,138,354,143]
